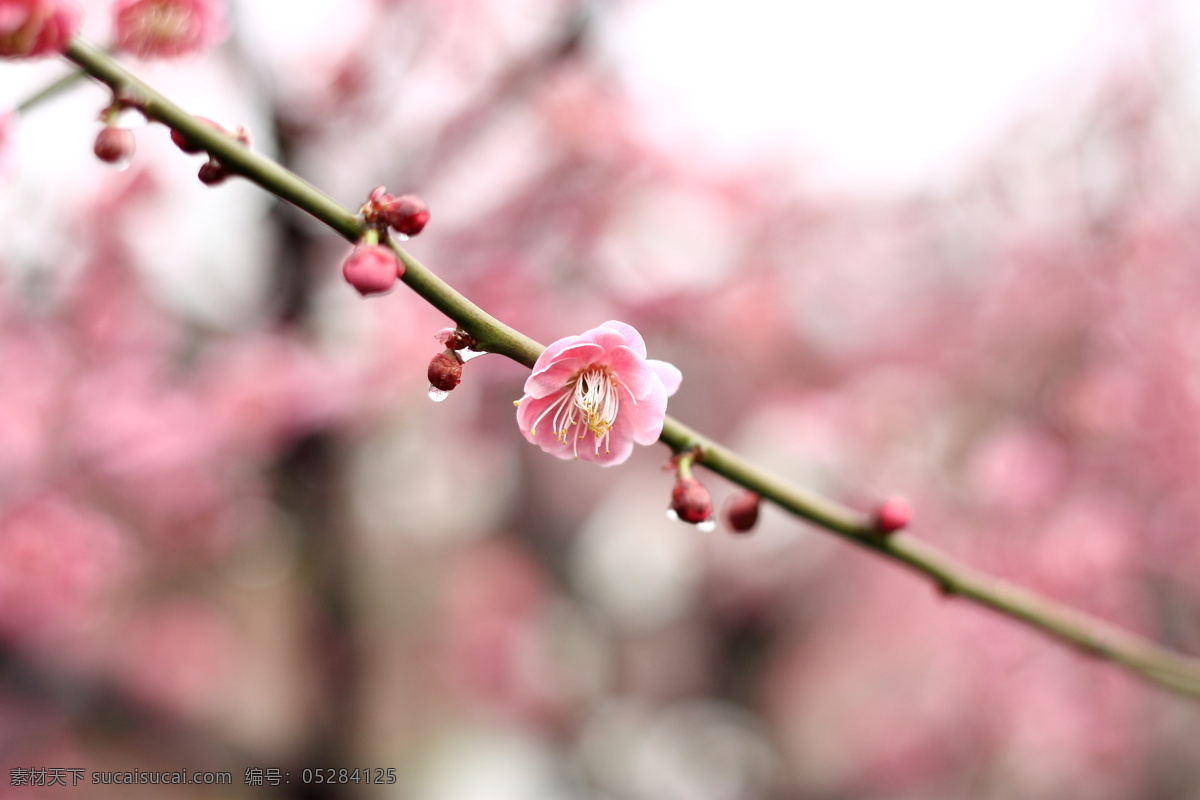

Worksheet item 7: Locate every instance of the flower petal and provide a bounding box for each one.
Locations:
[515,393,558,443]
[647,359,682,397]
[523,357,586,399]
[593,429,635,466]
[529,333,584,372]
[603,345,655,399]
[585,414,636,466]
[523,342,605,398]
[597,320,647,358]
[625,380,669,445]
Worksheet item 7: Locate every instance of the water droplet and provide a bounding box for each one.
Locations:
[697,519,716,533]
[395,232,410,242]
[459,348,488,362]
[665,509,679,522]
[107,155,131,171]
[117,106,148,128]
[428,386,449,403]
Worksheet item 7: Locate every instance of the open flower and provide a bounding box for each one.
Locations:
[111,0,227,58]
[0,0,80,59]
[515,321,681,466]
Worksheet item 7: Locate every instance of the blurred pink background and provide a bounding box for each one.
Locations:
[3,1,1200,798]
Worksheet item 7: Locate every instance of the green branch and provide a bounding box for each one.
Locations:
[55,37,1200,699]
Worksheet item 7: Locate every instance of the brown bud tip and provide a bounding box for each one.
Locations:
[435,327,477,351]
[871,496,911,534]
[723,490,761,534]
[382,194,430,236]
[670,477,713,525]
[93,126,135,165]
[428,350,463,391]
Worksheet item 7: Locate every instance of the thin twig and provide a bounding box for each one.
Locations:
[15,66,87,113]
[56,37,1200,699]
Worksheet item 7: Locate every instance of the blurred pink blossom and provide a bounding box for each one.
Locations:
[438,540,563,725]
[0,496,132,641]
[0,0,79,58]
[968,424,1069,514]
[111,0,227,58]
[515,320,681,466]
[114,600,233,716]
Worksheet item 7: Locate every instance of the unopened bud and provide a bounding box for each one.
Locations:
[341,244,401,296]
[197,158,229,185]
[93,126,135,165]
[428,350,463,391]
[382,193,430,236]
[871,496,911,535]
[360,186,391,225]
[670,477,713,525]
[723,490,761,534]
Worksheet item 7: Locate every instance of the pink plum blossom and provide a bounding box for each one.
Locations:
[0,0,80,58]
[515,321,681,466]
[111,0,227,58]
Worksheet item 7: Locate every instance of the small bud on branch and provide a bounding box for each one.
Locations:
[428,350,463,392]
[723,489,761,534]
[93,125,135,165]
[871,496,912,535]
[341,243,401,296]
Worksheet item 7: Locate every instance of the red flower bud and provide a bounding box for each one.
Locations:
[93,126,135,166]
[197,158,229,185]
[382,193,430,236]
[871,496,911,534]
[723,490,760,534]
[670,476,712,525]
[428,350,463,392]
[341,244,400,296]
[359,186,391,225]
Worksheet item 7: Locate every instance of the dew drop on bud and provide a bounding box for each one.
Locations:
[665,509,679,522]
[116,106,147,129]
[697,519,716,533]
[428,351,463,391]
[670,476,713,525]
[428,387,450,403]
[459,349,488,362]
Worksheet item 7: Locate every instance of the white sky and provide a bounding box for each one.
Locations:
[604,0,1145,190]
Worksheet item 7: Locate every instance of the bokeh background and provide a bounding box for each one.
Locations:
[4,0,1200,797]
